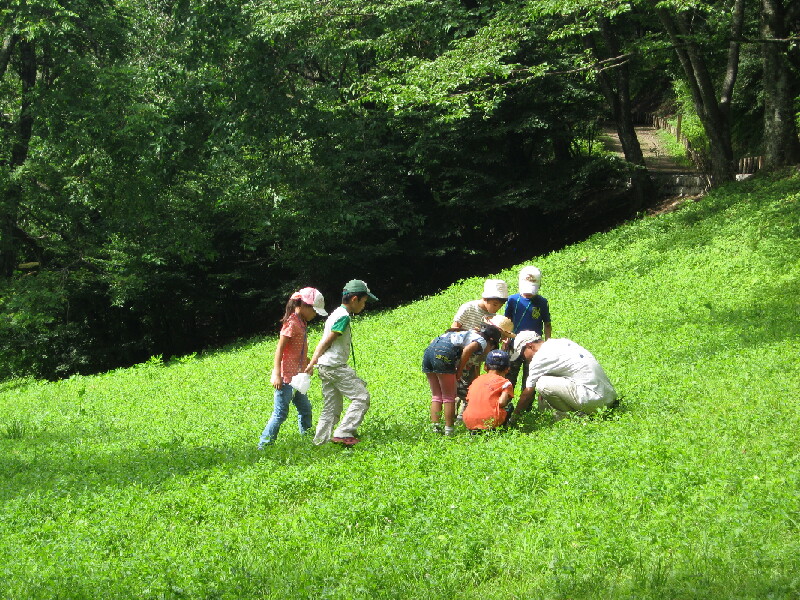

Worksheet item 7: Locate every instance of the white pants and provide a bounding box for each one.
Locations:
[313,364,370,445]
[536,376,612,414]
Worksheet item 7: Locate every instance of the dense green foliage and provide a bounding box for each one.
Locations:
[1,0,798,379]
[2,172,798,598]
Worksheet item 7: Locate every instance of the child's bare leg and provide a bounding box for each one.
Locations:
[440,373,458,434]
[427,373,444,424]
[443,402,456,427]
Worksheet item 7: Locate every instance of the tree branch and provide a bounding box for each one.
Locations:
[720,0,746,112]
[0,34,19,80]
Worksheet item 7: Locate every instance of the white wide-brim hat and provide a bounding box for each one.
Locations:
[482,279,508,300]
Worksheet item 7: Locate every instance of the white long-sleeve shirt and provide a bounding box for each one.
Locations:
[525,338,616,408]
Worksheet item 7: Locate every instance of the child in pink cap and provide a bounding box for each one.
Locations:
[258,287,327,448]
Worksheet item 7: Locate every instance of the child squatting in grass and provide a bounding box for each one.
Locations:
[422,323,502,435]
[306,279,378,447]
[462,349,515,433]
[258,287,328,448]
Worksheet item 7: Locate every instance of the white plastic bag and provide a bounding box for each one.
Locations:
[290,372,311,394]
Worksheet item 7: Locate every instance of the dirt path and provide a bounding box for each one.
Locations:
[601,125,697,173]
[601,124,705,214]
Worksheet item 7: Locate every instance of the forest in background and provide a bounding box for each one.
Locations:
[1,0,798,379]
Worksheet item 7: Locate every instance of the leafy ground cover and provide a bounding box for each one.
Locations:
[1,172,799,599]
[654,128,694,170]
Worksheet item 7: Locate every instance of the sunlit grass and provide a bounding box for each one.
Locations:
[1,172,799,599]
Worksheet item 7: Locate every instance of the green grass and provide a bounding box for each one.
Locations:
[2,172,799,599]
[655,128,694,168]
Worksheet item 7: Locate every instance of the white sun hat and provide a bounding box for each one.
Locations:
[518,266,542,295]
[482,279,508,300]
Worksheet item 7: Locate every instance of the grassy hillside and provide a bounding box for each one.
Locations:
[2,172,799,599]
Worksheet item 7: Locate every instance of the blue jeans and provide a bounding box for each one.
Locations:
[259,384,313,445]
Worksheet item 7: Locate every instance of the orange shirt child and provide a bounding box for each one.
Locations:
[463,370,514,431]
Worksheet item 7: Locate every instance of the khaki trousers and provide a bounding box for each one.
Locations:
[313,364,370,445]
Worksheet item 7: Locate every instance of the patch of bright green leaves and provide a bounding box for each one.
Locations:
[1,173,799,599]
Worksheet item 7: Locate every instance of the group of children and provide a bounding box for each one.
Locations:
[425,267,551,435]
[257,267,551,448]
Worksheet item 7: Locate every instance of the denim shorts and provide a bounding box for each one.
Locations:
[422,336,459,374]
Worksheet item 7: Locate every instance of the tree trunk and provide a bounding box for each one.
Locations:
[655,3,742,185]
[586,18,655,211]
[1,38,36,277]
[761,0,800,168]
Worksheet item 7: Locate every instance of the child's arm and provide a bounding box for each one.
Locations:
[544,322,552,340]
[498,390,512,408]
[456,341,481,379]
[304,330,341,374]
[271,336,289,389]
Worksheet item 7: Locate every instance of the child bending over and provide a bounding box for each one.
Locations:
[422,324,502,436]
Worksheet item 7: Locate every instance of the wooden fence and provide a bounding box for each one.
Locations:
[737,155,764,174]
[649,114,763,176]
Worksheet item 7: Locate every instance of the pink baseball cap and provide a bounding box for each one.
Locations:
[292,287,327,316]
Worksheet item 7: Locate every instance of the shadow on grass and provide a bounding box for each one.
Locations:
[669,282,799,365]
[0,416,478,501]
[0,395,631,502]
[0,437,264,502]
[564,174,798,293]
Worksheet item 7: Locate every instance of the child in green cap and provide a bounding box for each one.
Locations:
[306,279,378,447]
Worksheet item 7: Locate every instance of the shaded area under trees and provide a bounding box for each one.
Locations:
[0,0,797,379]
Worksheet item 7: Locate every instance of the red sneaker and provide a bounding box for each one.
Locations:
[331,436,360,446]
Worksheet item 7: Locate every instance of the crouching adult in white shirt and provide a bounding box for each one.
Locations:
[509,331,617,421]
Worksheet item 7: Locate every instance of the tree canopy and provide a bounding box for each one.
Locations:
[1,0,798,379]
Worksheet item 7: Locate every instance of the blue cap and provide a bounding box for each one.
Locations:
[485,349,510,370]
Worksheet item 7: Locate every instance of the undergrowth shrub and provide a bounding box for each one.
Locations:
[1,171,798,599]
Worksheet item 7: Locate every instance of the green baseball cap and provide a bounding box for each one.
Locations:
[342,279,379,301]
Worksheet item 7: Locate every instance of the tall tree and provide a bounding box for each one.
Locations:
[653,0,746,183]
[0,31,28,277]
[760,0,800,168]
[0,0,128,276]
[582,13,656,210]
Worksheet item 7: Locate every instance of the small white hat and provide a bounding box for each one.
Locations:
[518,266,542,295]
[292,287,328,316]
[509,330,542,361]
[482,279,508,300]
